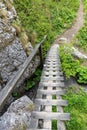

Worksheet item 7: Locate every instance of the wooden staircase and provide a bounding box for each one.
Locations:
[29,44,70,130]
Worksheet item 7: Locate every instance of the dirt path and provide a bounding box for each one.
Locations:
[55,0,84,44]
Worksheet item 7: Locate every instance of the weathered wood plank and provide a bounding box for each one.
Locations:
[58,121,66,130]
[41,77,64,81]
[39,82,65,88]
[32,111,70,120]
[35,99,68,106]
[42,71,63,76]
[43,85,52,129]
[37,89,65,95]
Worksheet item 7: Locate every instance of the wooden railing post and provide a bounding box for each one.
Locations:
[39,45,43,69]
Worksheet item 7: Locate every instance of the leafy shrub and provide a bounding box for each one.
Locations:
[59,45,87,84]
[63,86,87,130]
[76,66,87,84]
[59,45,80,78]
[76,26,87,51]
[25,80,35,90]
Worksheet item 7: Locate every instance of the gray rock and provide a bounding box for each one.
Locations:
[0,96,33,130]
[0,38,27,82]
[0,18,16,50]
[72,47,87,59]
[58,37,67,44]
[0,1,40,90]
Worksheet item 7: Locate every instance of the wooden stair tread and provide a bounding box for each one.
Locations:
[35,99,68,106]
[32,111,70,120]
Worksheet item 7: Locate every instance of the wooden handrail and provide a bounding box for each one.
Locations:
[0,35,47,109]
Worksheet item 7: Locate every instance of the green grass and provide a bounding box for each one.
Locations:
[52,120,57,130]
[13,0,79,56]
[52,95,57,130]
[63,86,87,130]
[52,95,56,99]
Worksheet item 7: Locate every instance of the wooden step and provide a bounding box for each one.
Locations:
[42,71,63,76]
[37,89,65,95]
[41,76,64,81]
[32,111,70,120]
[29,44,70,129]
[39,82,65,87]
[28,129,51,130]
[35,99,68,106]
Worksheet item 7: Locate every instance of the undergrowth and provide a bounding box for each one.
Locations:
[59,45,87,84]
[25,68,41,90]
[63,86,87,130]
[12,68,42,98]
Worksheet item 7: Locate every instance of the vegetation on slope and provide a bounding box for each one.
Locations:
[59,45,87,84]
[63,86,87,130]
[13,0,79,55]
[74,0,87,52]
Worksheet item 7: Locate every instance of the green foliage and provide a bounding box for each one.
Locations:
[76,66,87,84]
[25,80,35,90]
[74,0,87,52]
[59,45,80,78]
[52,105,57,112]
[59,45,87,84]
[52,97,57,129]
[76,26,87,51]
[63,86,87,130]
[14,0,79,56]
[52,120,57,130]
[12,92,19,98]
[25,68,41,90]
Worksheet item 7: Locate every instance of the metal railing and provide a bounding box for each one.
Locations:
[0,35,47,110]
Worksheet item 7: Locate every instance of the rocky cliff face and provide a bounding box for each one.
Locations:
[0,96,33,130]
[0,0,40,90]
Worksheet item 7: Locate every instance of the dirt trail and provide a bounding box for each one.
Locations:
[55,0,84,44]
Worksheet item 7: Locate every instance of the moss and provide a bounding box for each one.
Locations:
[28,103,35,112]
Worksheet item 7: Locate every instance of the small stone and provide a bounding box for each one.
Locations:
[58,37,67,44]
